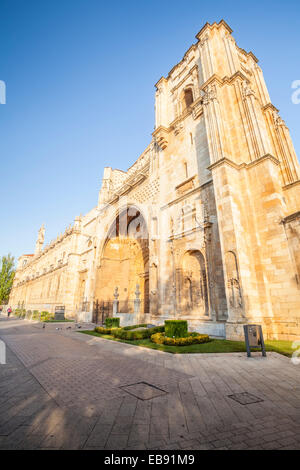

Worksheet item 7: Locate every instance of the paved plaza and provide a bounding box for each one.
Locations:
[0,316,300,450]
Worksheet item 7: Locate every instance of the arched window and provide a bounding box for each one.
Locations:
[184,88,194,108]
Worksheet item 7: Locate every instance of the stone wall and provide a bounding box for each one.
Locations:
[9,20,300,340]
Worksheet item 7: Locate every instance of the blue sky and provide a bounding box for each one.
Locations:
[1,0,299,261]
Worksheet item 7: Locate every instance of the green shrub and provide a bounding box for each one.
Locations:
[40,311,54,321]
[14,308,26,318]
[165,320,188,338]
[151,332,210,346]
[31,311,38,319]
[105,317,120,328]
[95,326,113,334]
[123,324,148,331]
[20,309,26,319]
[112,325,164,341]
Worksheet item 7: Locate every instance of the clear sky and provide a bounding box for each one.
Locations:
[1,0,299,261]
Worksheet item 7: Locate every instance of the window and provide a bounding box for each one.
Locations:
[184,88,194,108]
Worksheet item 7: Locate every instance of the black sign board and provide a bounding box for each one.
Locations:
[54,305,65,321]
[243,324,266,357]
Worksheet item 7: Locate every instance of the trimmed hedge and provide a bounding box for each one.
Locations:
[14,308,24,317]
[112,325,164,341]
[105,317,120,328]
[95,326,112,334]
[40,311,54,321]
[151,332,210,346]
[165,320,188,338]
[123,324,148,331]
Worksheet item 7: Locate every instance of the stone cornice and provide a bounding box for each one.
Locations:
[160,180,213,210]
[83,217,97,228]
[80,248,93,256]
[236,46,259,64]
[247,154,280,168]
[200,71,250,93]
[175,175,196,191]
[281,211,300,224]
[105,145,152,203]
[154,44,196,90]
[263,103,279,114]
[154,76,168,89]
[207,154,280,172]
[155,44,198,88]
[195,20,233,40]
[108,170,149,204]
[282,180,300,191]
[17,262,68,287]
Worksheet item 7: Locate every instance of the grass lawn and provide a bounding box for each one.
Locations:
[79,330,294,357]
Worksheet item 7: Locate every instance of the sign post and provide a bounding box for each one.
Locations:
[243,324,266,358]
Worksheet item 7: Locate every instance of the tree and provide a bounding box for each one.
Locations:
[0,254,15,305]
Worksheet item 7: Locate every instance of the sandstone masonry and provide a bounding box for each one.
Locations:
[9,21,300,341]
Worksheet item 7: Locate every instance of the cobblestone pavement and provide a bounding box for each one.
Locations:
[1,316,300,450]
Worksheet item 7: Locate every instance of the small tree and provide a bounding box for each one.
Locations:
[0,254,15,305]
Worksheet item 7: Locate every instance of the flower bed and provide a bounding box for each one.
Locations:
[109,325,164,341]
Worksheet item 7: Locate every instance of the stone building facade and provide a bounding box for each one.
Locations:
[9,20,300,340]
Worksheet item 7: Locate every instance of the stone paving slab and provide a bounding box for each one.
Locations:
[1,316,300,450]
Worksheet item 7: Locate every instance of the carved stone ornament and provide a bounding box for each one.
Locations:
[199,33,209,47]
[242,81,255,99]
[202,85,217,105]
[192,101,203,120]
[273,110,286,128]
[174,121,184,136]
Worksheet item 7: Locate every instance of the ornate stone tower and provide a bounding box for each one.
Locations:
[153,20,300,340]
[35,224,45,255]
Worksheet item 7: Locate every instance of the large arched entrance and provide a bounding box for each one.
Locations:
[95,206,149,313]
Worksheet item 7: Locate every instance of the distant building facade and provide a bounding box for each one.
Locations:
[9,21,300,340]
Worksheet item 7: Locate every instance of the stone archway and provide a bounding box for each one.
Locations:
[181,250,209,316]
[95,206,149,313]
